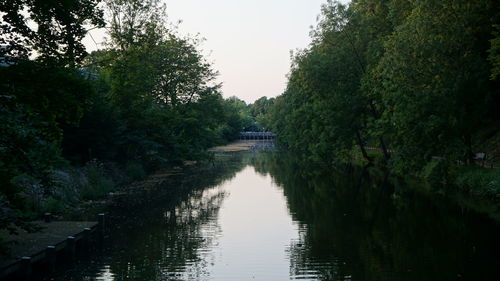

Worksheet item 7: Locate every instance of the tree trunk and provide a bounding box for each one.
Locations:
[356,130,372,163]
[464,134,474,164]
[368,102,390,161]
[379,137,390,161]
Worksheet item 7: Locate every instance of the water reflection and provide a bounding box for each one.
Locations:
[252,152,500,281]
[42,152,500,281]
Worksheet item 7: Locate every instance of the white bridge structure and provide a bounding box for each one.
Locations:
[239,132,276,140]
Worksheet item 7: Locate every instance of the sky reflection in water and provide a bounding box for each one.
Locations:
[44,152,500,281]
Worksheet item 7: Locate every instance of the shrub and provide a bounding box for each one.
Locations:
[455,167,500,199]
[421,159,449,187]
[50,169,81,204]
[10,174,45,213]
[41,197,65,213]
[80,160,115,200]
[125,161,147,181]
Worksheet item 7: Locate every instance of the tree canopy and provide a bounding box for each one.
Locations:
[0,0,104,64]
[0,0,250,231]
[268,0,500,173]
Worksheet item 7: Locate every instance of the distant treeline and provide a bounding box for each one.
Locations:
[0,0,266,226]
[267,0,500,174]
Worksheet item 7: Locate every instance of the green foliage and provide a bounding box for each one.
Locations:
[455,167,500,198]
[222,97,253,134]
[0,97,66,200]
[372,0,495,171]
[268,0,499,174]
[61,89,123,164]
[0,62,94,140]
[81,161,116,200]
[420,159,455,187]
[249,97,275,131]
[1,0,250,233]
[125,161,147,181]
[0,0,104,64]
[10,174,45,213]
[60,0,249,171]
[41,197,66,214]
[0,194,28,256]
[268,0,382,163]
[490,24,500,80]
[105,0,167,51]
[63,0,246,169]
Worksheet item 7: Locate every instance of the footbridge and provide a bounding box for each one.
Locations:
[239,132,276,140]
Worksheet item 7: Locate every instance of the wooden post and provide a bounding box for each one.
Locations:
[44,212,52,223]
[83,228,92,251]
[98,214,105,231]
[46,246,56,272]
[97,213,106,244]
[67,236,76,261]
[20,257,32,281]
[83,227,92,237]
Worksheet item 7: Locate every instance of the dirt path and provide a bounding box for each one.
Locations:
[208,140,261,152]
[0,221,97,269]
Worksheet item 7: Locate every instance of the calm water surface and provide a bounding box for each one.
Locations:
[44,152,500,281]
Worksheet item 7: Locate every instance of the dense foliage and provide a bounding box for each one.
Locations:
[0,0,249,230]
[0,0,104,64]
[268,0,500,175]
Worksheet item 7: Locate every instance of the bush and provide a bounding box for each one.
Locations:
[0,195,31,258]
[455,167,500,199]
[41,197,65,213]
[125,161,147,181]
[421,159,450,187]
[50,169,81,204]
[10,174,45,213]
[80,160,115,200]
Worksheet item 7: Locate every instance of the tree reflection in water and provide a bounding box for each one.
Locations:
[41,151,500,281]
[251,152,500,281]
[42,152,247,281]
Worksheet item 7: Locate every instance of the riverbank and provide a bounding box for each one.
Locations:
[208,140,264,152]
[57,142,254,221]
[0,142,252,278]
[0,220,99,280]
[349,147,500,222]
[4,150,500,281]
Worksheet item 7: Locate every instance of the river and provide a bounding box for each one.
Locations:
[42,151,500,281]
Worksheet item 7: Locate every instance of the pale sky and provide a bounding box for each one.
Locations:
[83,0,350,104]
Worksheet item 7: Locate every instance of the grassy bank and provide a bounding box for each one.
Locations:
[454,166,500,199]
[346,145,500,220]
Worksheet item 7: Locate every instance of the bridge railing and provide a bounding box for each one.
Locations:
[239,132,276,140]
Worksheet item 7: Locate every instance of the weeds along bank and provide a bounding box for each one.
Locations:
[0,149,249,266]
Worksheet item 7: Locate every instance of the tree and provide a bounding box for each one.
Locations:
[269,1,386,163]
[269,0,498,173]
[0,0,105,233]
[105,0,166,50]
[0,0,104,64]
[0,62,95,140]
[73,0,232,166]
[249,97,275,131]
[372,0,496,170]
[490,24,500,80]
